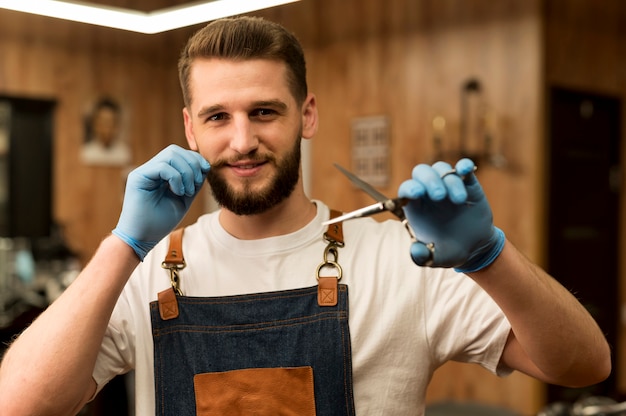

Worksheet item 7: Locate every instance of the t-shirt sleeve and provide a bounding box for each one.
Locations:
[92,288,136,395]
[423,268,512,376]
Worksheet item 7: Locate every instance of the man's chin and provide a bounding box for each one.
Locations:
[222,199,275,216]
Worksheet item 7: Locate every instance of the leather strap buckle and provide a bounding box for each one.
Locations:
[161,227,185,296]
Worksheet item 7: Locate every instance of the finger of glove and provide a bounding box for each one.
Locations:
[455,158,486,204]
[409,241,433,266]
[433,161,467,204]
[128,161,182,196]
[411,164,448,201]
[159,146,210,193]
[179,149,211,184]
[166,153,208,196]
[398,178,426,199]
[141,149,204,197]
[455,158,477,184]
[157,145,210,184]
[130,146,205,189]
[157,162,199,197]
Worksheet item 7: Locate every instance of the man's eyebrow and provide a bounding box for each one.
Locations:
[253,100,288,111]
[195,100,288,118]
[196,104,224,119]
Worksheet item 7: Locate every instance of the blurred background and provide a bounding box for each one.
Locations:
[0,0,624,414]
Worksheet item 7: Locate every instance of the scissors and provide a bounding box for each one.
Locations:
[322,163,473,239]
[322,163,411,234]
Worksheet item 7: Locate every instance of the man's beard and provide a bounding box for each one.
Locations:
[206,137,302,216]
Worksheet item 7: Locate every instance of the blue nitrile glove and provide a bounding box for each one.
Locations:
[112,144,210,261]
[397,158,505,272]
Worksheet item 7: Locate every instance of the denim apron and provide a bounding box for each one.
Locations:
[149,216,355,416]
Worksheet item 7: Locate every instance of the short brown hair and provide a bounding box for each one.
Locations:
[178,16,308,107]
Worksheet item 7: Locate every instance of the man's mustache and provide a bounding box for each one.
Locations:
[208,153,275,169]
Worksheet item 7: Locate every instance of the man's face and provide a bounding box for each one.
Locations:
[182,58,317,215]
[93,107,119,147]
[207,132,302,216]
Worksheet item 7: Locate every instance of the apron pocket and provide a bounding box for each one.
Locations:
[194,366,316,416]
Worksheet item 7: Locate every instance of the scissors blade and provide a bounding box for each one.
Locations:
[322,198,408,226]
[333,163,390,203]
[322,201,387,225]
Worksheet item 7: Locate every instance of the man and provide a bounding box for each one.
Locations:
[0,16,610,416]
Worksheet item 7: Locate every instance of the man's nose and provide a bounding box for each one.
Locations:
[230,117,259,155]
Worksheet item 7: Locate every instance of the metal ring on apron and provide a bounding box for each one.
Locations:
[316,243,343,280]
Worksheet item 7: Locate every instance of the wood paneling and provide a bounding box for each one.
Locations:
[257,0,545,259]
[0,9,202,261]
[264,2,545,409]
[545,0,626,397]
[6,0,622,413]
[262,1,545,413]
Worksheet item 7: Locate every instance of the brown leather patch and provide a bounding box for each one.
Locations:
[317,276,338,307]
[325,210,344,244]
[194,367,316,416]
[164,227,185,265]
[157,287,179,320]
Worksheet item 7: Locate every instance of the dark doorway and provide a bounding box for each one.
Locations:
[0,96,55,239]
[0,96,131,414]
[546,87,621,402]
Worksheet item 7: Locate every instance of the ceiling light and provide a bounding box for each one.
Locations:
[0,0,301,34]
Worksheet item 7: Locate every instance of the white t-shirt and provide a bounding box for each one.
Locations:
[93,201,511,415]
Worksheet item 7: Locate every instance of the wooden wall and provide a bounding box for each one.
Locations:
[263,2,545,266]
[262,1,545,412]
[543,0,626,395]
[0,10,204,262]
[1,0,623,414]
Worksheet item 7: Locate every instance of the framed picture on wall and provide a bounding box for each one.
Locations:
[81,97,131,166]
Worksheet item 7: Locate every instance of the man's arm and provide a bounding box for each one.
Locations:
[472,240,610,387]
[0,236,138,415]
[0,145,210,415]
[398,158,610,388]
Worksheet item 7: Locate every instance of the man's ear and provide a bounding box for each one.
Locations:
[301,93,319,139]
[183,107,198,151]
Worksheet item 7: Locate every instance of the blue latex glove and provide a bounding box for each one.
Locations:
[112,144,210,261]
[397,158,505,272]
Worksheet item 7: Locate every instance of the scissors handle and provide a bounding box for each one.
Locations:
[381,198,408,218]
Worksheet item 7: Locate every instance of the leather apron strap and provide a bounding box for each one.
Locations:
[163,227,185,265]
[157,227,185,320]
[325,209,344,244]
[157,210,346,318]
[318,209,345,307]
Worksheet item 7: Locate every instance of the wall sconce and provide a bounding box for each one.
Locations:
[432,78,508,168]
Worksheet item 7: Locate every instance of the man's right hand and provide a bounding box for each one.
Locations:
[397,159,504,271]
[112,144,210,260]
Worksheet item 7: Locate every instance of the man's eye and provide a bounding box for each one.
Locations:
[208,113,225,121]
[254,109,275,117]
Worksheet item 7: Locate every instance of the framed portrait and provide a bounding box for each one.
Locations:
[81,97,131,166]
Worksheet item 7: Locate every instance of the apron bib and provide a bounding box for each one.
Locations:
[149,215,356,416]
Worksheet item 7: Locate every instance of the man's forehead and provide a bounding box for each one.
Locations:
[189,57,288,76]
[187,58,294,108]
